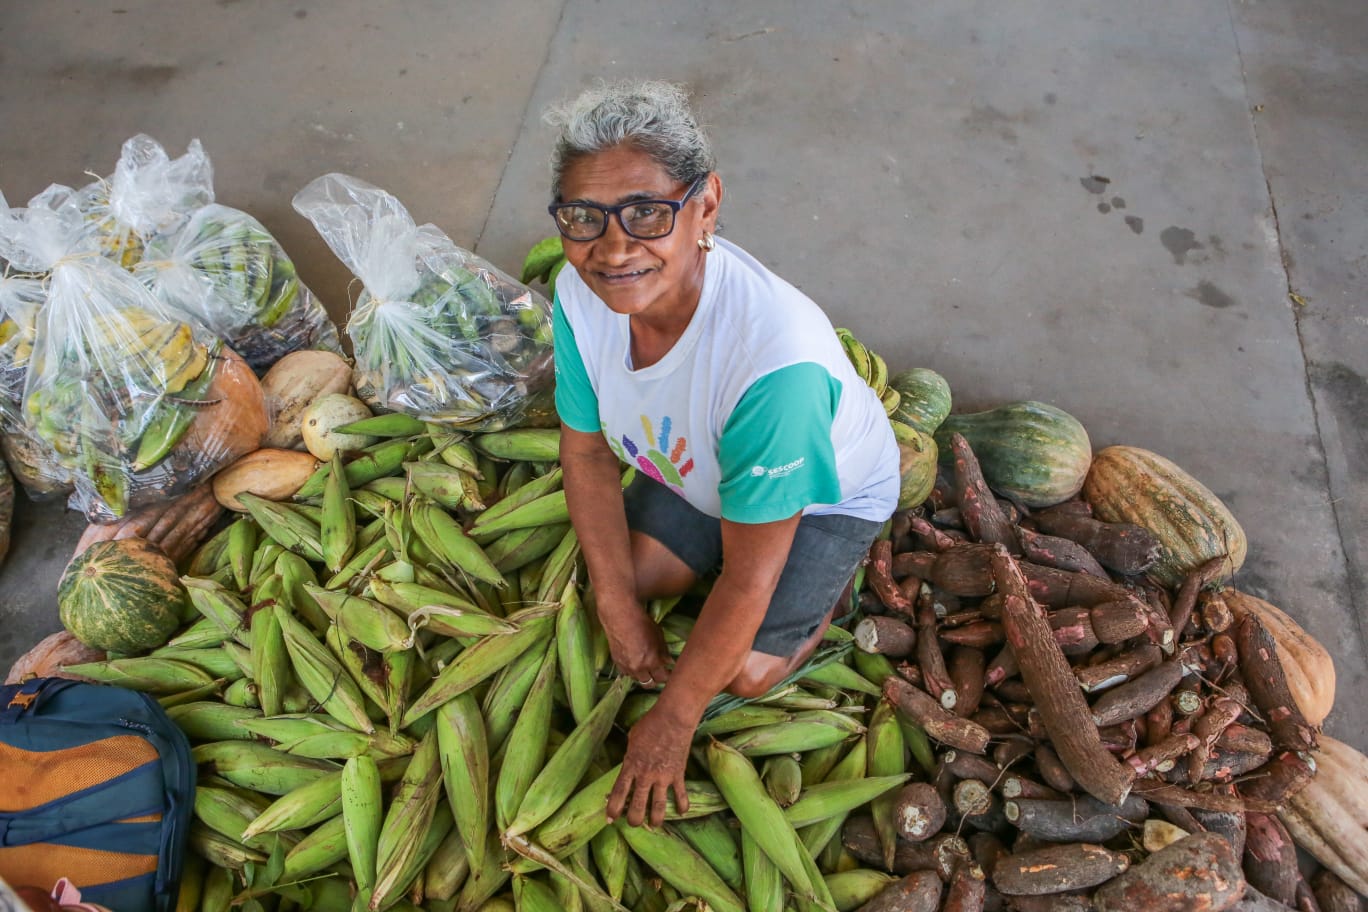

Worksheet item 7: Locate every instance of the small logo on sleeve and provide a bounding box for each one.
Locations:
[752,457,805,479]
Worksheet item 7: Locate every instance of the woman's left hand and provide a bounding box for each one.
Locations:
[606,704,693,828]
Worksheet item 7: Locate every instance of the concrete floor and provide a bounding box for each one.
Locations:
[1,0,1363,747]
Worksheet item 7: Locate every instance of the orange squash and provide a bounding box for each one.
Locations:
[1082,445,1247,588]
[1223,588,1335,726]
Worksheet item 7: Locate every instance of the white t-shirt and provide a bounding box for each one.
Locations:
[553,236,899,524]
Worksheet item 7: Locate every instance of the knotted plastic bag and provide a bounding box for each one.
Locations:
[293,173,554,430]
[73,134,214,270]
[138,203,342,373]
[0,186,266,521]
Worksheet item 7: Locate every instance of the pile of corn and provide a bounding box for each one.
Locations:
[66,420,918,912]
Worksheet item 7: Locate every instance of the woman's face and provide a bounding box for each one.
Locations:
[556,143,721,320]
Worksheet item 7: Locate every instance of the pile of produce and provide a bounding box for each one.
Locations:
[4,306,1356,912]
[0,135,339,523]
[293,174,555,432]
[2,207,1358,911]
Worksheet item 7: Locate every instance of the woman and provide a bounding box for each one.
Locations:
[546,80,899,829]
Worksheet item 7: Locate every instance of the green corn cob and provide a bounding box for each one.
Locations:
[422,825,470,903]
[249,604,290,716]
[672,812,744,892]
[409,497,505,587]
[226,515,257,592]
[484,522,570,573]
[471,428,561,463]
[481,639,550,753]
[505,676,632,838]
[165,617,231,650]
[785,773,912,829]
[191,740,337,796]
[335,413,428,437]
[494,645,557,832]
[436,691,491,872]
[706,740,816,901]
[239,493,325,563]
[281,812,348,880]
[165,701,261,742]
[722,710,865,756]
[147,646,243,681]
[63,657,214,695]
[342,755,383,892]
[534,527,580,605]
[763,754,804,808]
[372,732,444,909]
[405,459,471,511]
[694,705,795,738]
[590,825,629,901]
[189,822,266,870]
[476,466,562,529]
[556,579,597,725]
[742,827,784,912]
[618,821,744,912]
[866,698,906,872]
[402,611,554,727]
[276,602,375,733]
[182,577,252,646]
[468,490,568,539]
[321,450,356,572]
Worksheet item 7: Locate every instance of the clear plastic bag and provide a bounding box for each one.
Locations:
[73,134,214,270]
[0,187,266,521]
[0,264,74,499]
[293,173,555,430]
[138,203,343,373]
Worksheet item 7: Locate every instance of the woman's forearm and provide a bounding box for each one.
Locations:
[560,429,637,611]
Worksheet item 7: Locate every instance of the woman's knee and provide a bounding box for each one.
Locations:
[725,653,789,699]
[630,530,698,600]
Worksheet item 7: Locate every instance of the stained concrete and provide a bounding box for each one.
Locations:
[1,1,1363,747]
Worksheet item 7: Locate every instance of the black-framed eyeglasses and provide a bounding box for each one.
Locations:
[548,175,707,242]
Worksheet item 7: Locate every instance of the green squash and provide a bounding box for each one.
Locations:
[889,368,952,436]
[891,420,938,510]
[934,400,1091,508]
[58,537,186,654]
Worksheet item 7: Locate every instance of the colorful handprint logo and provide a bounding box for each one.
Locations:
[606,414,694,491]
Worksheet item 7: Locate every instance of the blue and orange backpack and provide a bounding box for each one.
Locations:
[0,677,195,912]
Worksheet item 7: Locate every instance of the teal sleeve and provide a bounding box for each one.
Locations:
[718,362,843,523]
[552,295,601,433]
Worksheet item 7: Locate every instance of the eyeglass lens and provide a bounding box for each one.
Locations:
[557,201,675,240]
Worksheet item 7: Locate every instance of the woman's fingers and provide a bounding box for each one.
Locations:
[625,776,653,828]
[605,772,684,829]
[672,773,690,816]
[605,768,634,823]
[648,781,670,829]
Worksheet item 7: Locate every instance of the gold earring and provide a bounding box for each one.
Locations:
[698,233,716,252]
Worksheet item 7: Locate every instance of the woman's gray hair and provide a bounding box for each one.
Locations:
[544,79,716,201]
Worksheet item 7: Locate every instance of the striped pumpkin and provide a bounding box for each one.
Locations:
[1082,445,1247,589]
[58,537,186,654]
[934,400,1092,508]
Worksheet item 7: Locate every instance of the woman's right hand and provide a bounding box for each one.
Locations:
[601,601,673,686]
